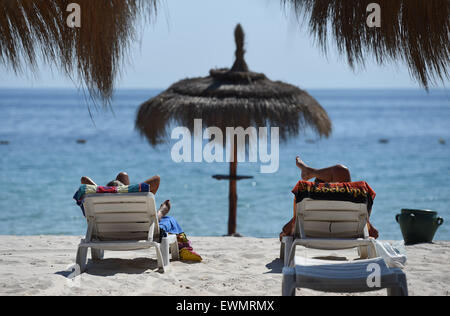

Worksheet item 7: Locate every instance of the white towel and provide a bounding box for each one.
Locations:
[373,240,407,268]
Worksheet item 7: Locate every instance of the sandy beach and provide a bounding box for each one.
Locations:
[0,236,449,296]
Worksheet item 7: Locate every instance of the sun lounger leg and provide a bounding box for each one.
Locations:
[154,244,165,273]
[282,267,296,296]
[387,273,408,296]
[76,246,88,273]
[160,237,171,267]
[282,236,294,266]
[170,241,179,261]
[358,245,369,259]
[91,248,104,261]
[280,242,285,260]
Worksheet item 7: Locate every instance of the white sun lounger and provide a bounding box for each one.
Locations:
[280,199,408,296]
[75,192,179,273]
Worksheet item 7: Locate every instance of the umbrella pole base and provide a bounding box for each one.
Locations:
[224,233,244,238]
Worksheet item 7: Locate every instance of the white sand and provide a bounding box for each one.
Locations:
[0,236,449,296]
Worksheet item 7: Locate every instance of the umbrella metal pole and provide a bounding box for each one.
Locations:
[228,140,238,236]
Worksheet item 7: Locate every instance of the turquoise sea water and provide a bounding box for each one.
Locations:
[0,88,449,240]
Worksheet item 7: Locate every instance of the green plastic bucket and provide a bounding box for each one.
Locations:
[396,209,444,245]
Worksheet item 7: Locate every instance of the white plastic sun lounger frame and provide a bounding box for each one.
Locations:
[280,199,375,266]
[76,192,179,273]
[280,198,408,296]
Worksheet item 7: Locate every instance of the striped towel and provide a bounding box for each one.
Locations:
[73,183,151,216]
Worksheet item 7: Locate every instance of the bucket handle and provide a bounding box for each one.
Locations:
[395,213,415,222]
[437,217,444,226]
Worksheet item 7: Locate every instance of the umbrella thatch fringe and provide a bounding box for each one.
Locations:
[136,78,332,147]
[282,0,450,89]
[0,0,157,102]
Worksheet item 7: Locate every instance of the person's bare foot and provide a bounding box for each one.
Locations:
[158,200,171,220]
[296,157,315,181]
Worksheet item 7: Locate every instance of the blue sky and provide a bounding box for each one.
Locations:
[0,0,448,90]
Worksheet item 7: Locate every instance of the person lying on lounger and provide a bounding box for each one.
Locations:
[79,172,202,262]
[279,157,379,241]
[81,173,171,220]
[295,157,352,184]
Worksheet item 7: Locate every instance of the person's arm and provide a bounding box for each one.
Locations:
[144,175,161,194]
[81,176,97,186]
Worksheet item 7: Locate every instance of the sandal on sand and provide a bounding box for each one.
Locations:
[180,248,202,262]
[176,233,202,262]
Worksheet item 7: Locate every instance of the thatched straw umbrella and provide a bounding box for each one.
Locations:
[136,24,332,236]
[0,0,156,101]
[282,0,450,89]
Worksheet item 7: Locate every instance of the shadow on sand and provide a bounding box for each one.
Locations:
[265,258,284,274]
[55,257,161,278]
[264,255,350,275]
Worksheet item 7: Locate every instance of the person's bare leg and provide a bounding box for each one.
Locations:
[81,176,97,185]
[296,157,351,182]
[144,175,161,194]
[158,200,171,220]
[280,198,298,241]
[280,217,295,241]
[296,157,316,181]
[116,172,130,185]
[313,164,351,182]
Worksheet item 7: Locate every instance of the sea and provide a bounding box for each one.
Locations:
[0,88,449,240]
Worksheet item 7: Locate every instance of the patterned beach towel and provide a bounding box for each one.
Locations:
[292,181,379,238]
[292,181,376,215]
[73,183,151,216]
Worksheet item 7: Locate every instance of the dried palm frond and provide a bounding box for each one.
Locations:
[282,0,450,88]
[0,0,157,101]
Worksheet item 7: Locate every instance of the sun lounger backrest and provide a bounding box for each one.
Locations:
[295,199,369,239]
[83,193,159,242]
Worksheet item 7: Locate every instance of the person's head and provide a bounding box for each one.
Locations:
[106,180,124,187]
